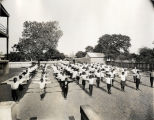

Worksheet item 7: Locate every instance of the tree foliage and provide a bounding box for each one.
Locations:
[137,47,154,63]
[8,52,26,62]
[44,49,65,60]
[85,46,94,52]
[94,34,131,59]
[14,21,63,61]
[75,51,86,58]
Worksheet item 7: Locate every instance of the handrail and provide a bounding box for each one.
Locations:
[0,23,7,34]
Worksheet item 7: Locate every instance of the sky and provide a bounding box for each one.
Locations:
[0,0,154,56]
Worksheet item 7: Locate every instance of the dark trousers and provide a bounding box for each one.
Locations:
[107,84,111,94]
[101,77,103,82]
[82,80,86,90]
[121,81,125,91]
[133,76,136,83]
[150,77,153,87]
[89,85,93,96]
[12,90,18,101]
[76,76,80,84]
[112,78,114,86]
[64,87,68,98]
[96,78,100,87]
[136,78,140,90]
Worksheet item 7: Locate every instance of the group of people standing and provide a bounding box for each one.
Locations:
[10,64,38,101]
[52,62,153,97]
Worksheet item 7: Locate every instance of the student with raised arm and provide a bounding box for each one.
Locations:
[62,78,75,99]
[11,77,19,101]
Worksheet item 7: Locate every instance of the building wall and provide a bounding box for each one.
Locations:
[90,58,105,64]
[75,58,90,63]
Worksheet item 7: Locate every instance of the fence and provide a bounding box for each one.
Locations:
[107,61,154,71]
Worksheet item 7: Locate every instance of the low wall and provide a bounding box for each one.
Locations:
[9,61,70,68]
[9,62,32,68]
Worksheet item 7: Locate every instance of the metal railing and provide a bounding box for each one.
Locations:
[0,23,7,34]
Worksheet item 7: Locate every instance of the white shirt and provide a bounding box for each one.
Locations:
[95,72,101,78]
[151,72,154,77]
[106,78,111,84]
[11,82,19,90]
[72,71,77,78]
[39,82,46,89]
[121,75,126,81]
[81,75,87,80]
[89,78,94,85]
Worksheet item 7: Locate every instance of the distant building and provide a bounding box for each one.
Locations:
[75,52,105,64]
[85,52,105,63]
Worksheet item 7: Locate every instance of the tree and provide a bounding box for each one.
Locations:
[137,47,154,63]
[44,49,65,60]
[14,21,63,61]
[85,46,94,52]
[8,52,26,62]
[94,34,131,59]
[75,51,86,58]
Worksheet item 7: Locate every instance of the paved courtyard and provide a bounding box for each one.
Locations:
[16,66,154,120]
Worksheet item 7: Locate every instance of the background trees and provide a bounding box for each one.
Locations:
[12,21,63,61]
[85,46,94,52]
[94,34,131,59]
[136,47,154,63]
[75,51,86,58]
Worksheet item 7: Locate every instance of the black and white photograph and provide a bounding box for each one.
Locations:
[0,0,154,120]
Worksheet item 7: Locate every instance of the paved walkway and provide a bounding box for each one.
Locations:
[16,66,154,120]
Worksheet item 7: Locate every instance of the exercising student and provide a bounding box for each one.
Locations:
[121,72,126,91]
[136,71,141,90]
[11,77,19,101]
[150,70,154,88]
[106,74,112,94]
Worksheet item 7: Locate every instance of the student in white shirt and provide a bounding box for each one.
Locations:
[106,74,112,94]
[95,70,101,88]
[100,69,105,81]
[88,75,95,96]
[121,72,126,91]
[33,77,50,100]
[76,71,80,84]
[132,67,137,83]
[11,77,19,101]
[81,72,87,90]
[110,70,115,86]
[61,78,74,99]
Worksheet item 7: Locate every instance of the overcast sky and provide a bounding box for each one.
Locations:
[0,0,154,55]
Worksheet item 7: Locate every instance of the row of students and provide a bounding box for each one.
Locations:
[52,64,75,99]
[10,64,38,101]
[59,62,145,95]
[53,62,153,97]
[33,64,51,100]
